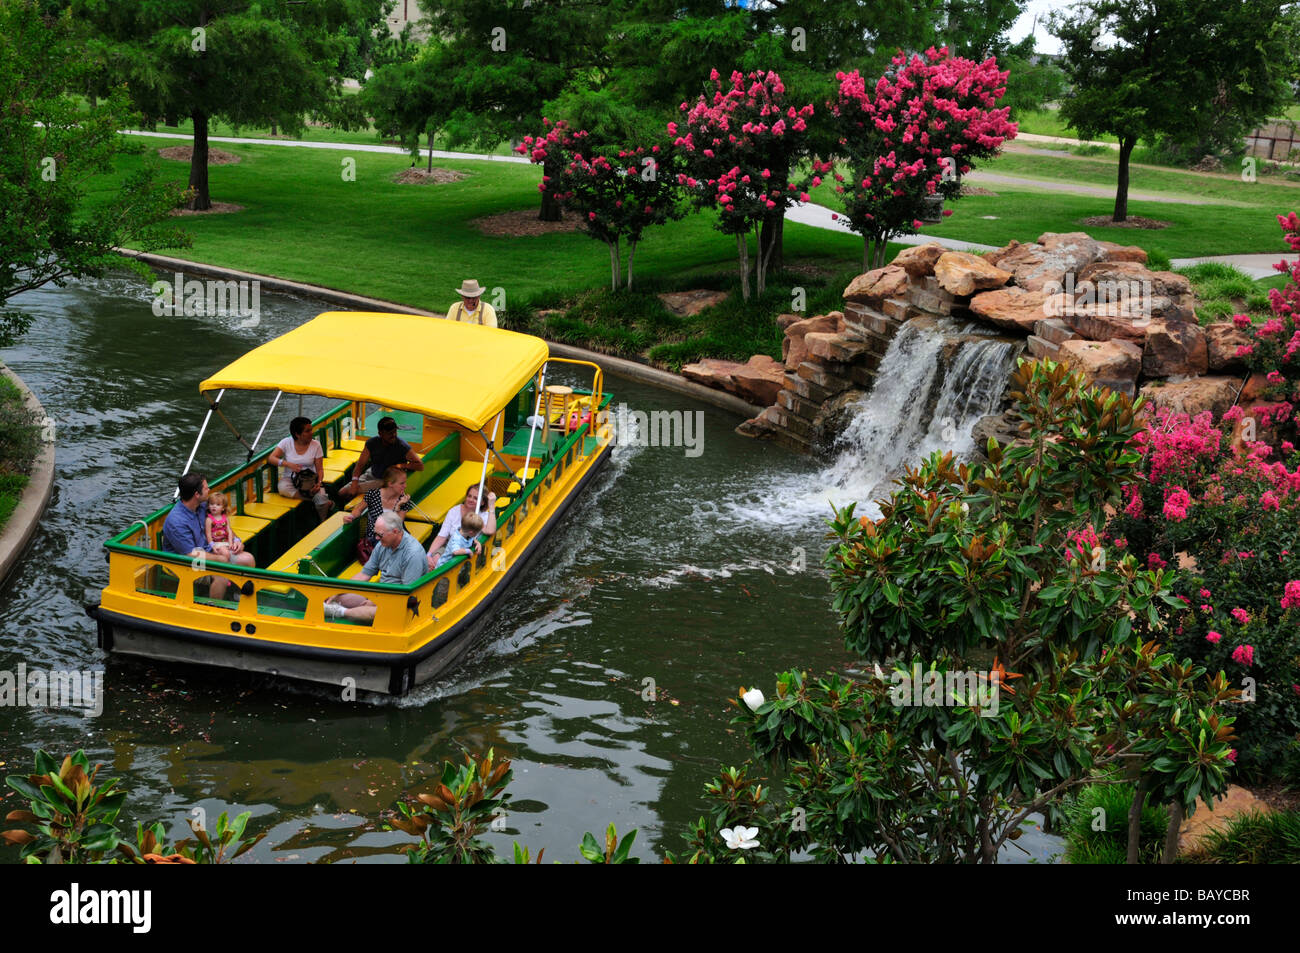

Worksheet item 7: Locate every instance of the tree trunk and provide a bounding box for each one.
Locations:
[760,210,784,275]
[427,124,434,172]
[1161,801,1184,864]
[1126,774,1151,864]
[269,121,278,136]
[187,110,211,211]
[1113,136,1136,223]
[539,156,563,222]
[736,232,750,301]
[863,238,872,273]
[626,240,637,290]
[608,239,621,291]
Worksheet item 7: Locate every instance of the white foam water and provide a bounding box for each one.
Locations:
[725,318,1023,527]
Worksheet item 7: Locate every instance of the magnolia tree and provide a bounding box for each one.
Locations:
[671,362,1237,865]
[519,121,682,290]
[673,69,831,300]
[831,47,1018,270]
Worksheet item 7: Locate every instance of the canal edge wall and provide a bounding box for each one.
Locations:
[115,250,764,420]
[0,363,55,591]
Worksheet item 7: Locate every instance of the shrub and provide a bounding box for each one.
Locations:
[1064,781,1170,864]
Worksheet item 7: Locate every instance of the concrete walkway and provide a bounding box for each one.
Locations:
[122,129,529,164]
[1169,252,1298,279]
[964,170,1238,206]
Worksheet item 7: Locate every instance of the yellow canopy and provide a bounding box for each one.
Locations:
[199,312,549,431]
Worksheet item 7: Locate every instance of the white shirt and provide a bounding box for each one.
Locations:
[276,436,323,483]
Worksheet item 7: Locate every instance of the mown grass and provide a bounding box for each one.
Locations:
[1176,262,1278,324]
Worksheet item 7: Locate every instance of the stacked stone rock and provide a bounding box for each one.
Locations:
[727,231,1264,453]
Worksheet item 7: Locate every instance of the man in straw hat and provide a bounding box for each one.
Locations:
[446,279,497,328]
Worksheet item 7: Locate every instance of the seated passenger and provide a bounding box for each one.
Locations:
[162,472,256,600]
[204,491,233,562]
[341,466,413,563]
[340,415,424,501]
[426,483,497,571]
[433,512,483,570]
[269,416,333,522]
[324,510,426,624]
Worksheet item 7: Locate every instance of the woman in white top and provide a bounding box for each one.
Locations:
[269,416,333,521]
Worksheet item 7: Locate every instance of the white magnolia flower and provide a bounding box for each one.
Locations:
[720,826,760,850]
[742,688,765,712]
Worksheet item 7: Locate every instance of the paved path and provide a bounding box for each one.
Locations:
[123,128,530,163]
[1170,253,1298,279]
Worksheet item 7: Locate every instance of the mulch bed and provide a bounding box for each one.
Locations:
[1078,214,1171,229]
[960,185,999,197]
[471,209,583,237]
[393,167,468,185]
[158,146,241,165]
[171,201,245,216]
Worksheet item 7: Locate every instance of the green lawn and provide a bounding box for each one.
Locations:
[112,135,863,308]
[1013,108,1118,145]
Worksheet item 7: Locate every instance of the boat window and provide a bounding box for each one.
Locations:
[193,576,237,610]
[257,587,307,620]
[134,564,178,600]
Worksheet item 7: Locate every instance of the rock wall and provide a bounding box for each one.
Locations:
[725,231,1263,454]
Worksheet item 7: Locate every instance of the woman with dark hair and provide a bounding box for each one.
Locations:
[269,416,333,522]
[341,466,412,563]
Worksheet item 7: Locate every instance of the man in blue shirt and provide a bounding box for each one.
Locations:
[324,510,426,623]
[162,472,256,600]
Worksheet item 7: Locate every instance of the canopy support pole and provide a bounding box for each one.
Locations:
[520,364,547,483]
[177,389,224,498]
[475,413,503,510]
[248,390,283,459]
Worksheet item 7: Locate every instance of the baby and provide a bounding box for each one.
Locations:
[435,512,483,569]
[205,492,233,561]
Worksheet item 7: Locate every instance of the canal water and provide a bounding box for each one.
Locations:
[0,275,1061,863]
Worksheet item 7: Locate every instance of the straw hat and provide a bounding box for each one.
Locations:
[455,279,486,298]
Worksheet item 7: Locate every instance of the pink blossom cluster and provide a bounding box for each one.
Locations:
[1282,579,1300,610]
[828,47,1016,241]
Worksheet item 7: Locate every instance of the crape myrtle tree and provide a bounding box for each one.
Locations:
[673,68,831,300]
[0,0,189,346]
[1049,0,1296,222]
[670,362,1237,865]
[830,47,1017,270]
[518,121,683,290]
[73,0,379,210]
[608,0,944,272]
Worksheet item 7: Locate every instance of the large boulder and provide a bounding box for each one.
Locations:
[969,286,1053,333]
[783,313,839,369]
[933,252,1012,297]
[1138,377,1239,419]
[1204,322,1252,371]
[1097,240,1149,264]
[681,358,742,391]
[657,289,730,316]
[891,242,947,279]
[730,355,786,406]
[804,331,872,363]
[1075,260,1195,315]
[1059,338,1142,393]
[1142,321,1208,377]
[999,232,1109,292]
[1059,299,1155,342]
[843,265,909,306]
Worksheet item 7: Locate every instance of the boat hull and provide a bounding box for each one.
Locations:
[89,441,612,696]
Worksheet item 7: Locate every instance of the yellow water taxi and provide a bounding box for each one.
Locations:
[87,312,613,695]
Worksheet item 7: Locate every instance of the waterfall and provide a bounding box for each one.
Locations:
[726,317,1023,526]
